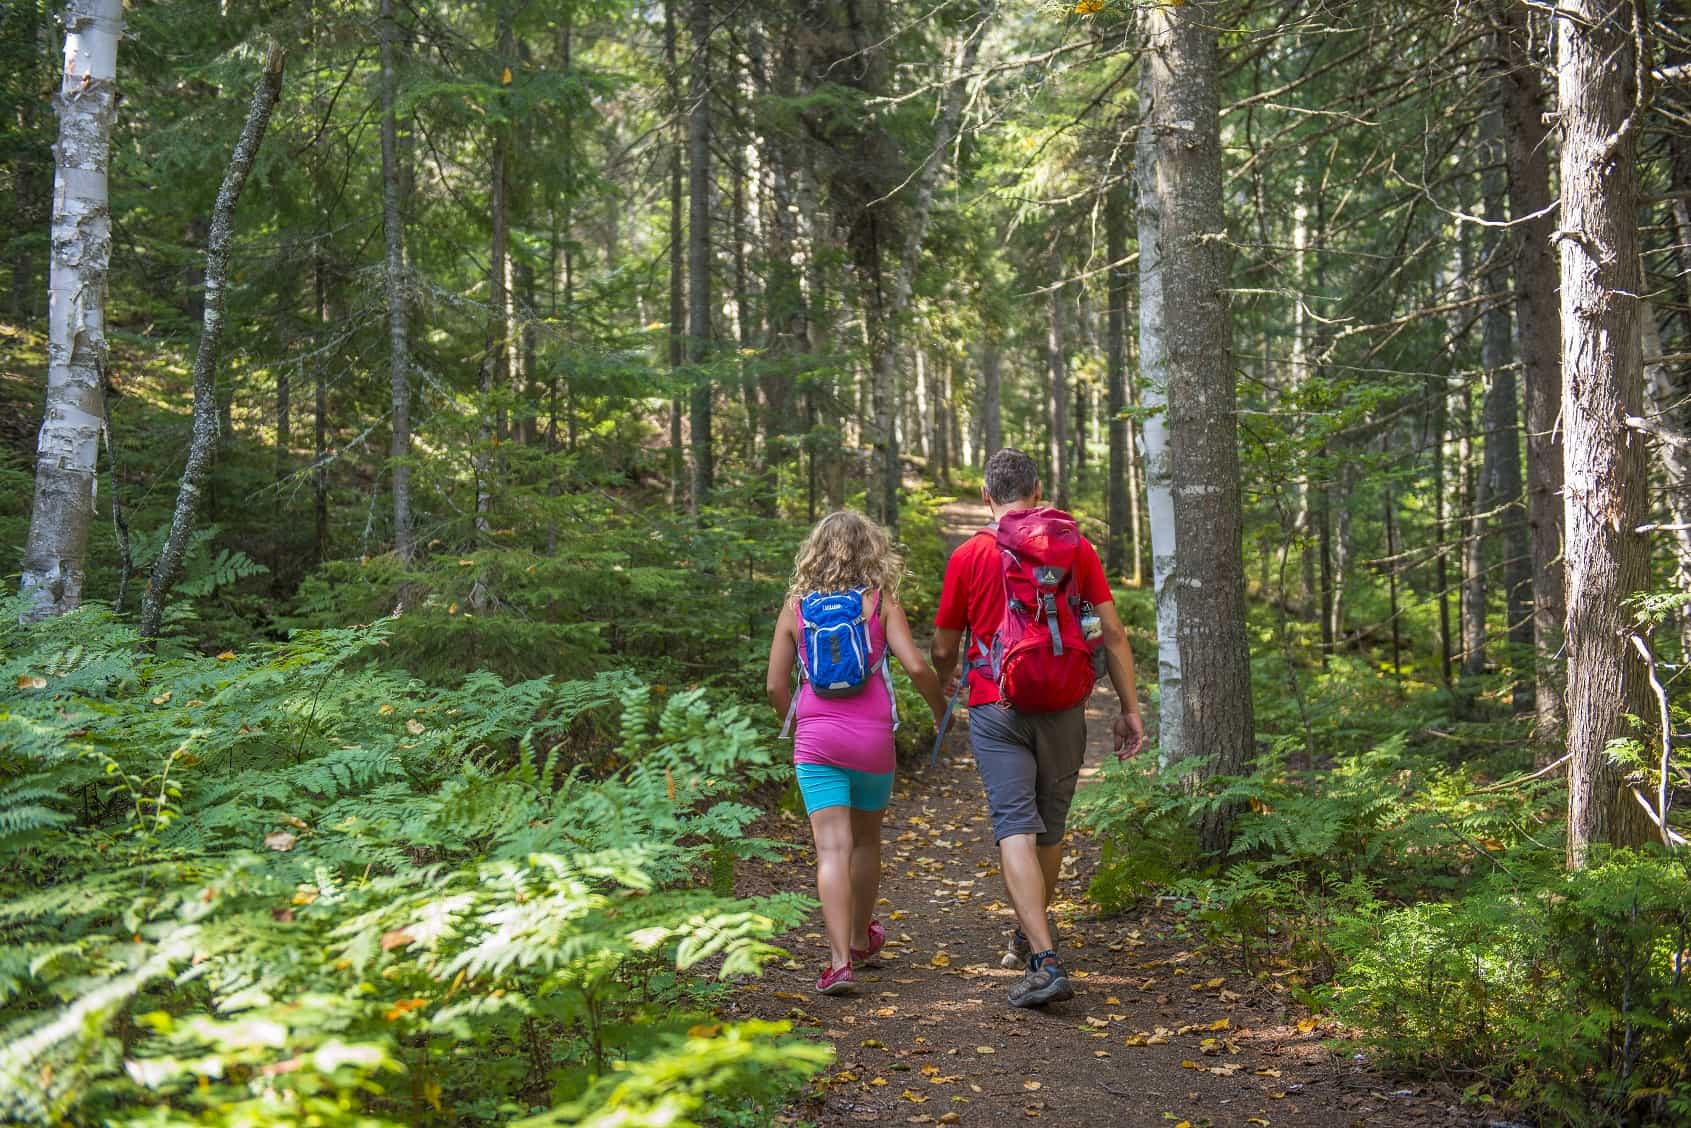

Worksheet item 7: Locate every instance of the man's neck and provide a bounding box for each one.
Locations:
[987,497,1039,521]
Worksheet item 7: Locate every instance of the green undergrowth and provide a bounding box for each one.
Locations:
[0,599,829,1126]
[1074,649,1691,1125]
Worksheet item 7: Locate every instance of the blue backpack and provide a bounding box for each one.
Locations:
[799,589,875,697]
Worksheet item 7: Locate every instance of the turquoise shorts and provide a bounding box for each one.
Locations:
[794,762,895,815]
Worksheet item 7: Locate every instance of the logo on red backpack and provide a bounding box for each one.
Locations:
[987,508,1099,713]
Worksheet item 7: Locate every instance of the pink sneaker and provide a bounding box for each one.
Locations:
[816,964,856,996]
[850,919,887,965]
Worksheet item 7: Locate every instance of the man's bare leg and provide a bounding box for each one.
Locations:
[999,833,1056,953]
[1037,841,1063,908]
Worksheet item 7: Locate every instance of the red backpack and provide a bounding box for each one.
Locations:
[986,507,1098,713]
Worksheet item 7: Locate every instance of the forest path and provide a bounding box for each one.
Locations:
[732,501,1475,1127]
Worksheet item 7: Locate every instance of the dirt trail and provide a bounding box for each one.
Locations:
[733,501,1477,1127]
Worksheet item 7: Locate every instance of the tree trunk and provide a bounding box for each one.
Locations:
[663,0,686,511]
[1478,85,1532,705]
[313,256,329,562]
[138,46,284,639]
[1459,382,1486,685]
[1140,0,1251,852]
[687,0,713,513]
[18,0,124,621]
[1137,43,1182,766]
[981,343,1003,460]
[1557,0,1656,865]
[1496,0,1565,749]
[479,4,514,533]
[1046,274,1070,510]
[378,0,414,562]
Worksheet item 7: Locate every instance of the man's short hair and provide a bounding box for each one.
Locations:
[983,448,1040,505]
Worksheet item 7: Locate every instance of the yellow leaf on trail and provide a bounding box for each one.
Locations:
[15,674,46,690]
[1247,1119,1271,1125]
[871,1077,889,1087]
[1205,977,1226,988]
[1295,1016,1320,1033]
[1209,1018,1230,1031]
[975,1045,996,1054]
[900,1089,928,1103]
[1023,1080,1042,1091]
[862,1039,884,1048]
[773,991,806,1001]
[834,1071,858,1083]
[1175,1122,1193,1128]
[939,1115,962,1125]
[875,1006,898,1017]
[931,953,952,968]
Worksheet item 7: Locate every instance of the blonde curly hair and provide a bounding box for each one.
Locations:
[787,510,904,604]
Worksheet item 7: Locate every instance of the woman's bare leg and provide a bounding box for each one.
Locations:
[810,806,854,970]
[848,807,884,950]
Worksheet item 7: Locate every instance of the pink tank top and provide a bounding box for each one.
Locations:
[792,593,898,774]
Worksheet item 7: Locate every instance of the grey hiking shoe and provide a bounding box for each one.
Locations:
[1000,929,1032,970]
[1008,953,1074,1008]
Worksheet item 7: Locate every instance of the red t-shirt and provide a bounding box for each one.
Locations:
[933,519,1114,706]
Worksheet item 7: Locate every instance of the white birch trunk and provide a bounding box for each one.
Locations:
[1136,56,1182,766]
[18,0,123,621]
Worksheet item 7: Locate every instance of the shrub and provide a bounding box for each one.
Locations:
[1332,851,1691,1125]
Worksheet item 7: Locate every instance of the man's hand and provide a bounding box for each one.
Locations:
[1112,711,1147,759]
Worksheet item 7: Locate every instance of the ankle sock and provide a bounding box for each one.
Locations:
[1029,948,1059,972]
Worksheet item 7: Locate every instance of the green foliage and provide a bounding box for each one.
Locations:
[0,605,825,1126]
[1332,851,1691,1125]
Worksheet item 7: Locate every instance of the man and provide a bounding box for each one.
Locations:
[932,448,1146,1007]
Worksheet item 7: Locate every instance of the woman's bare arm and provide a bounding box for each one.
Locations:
[766,602,797,719]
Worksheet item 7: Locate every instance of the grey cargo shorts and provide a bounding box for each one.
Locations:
[966,701,1087,847]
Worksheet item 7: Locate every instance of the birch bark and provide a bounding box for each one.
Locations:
[19,0,124,621]
[1136,54,1181,766]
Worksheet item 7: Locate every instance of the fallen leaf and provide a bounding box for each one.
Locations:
[687,1023,722,1038]
[1023,1080,1042,1091]
[975,1046,996,1055]
[406,719,426,735]
[931,952,952,968]
[1295,1016,1320,1033]
[264,831,297,852]
[900,1089,929,1103]
[939,1114,962,1125]
[380,929,414,950]
[15,675,46,690]
[216,650,237,661]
